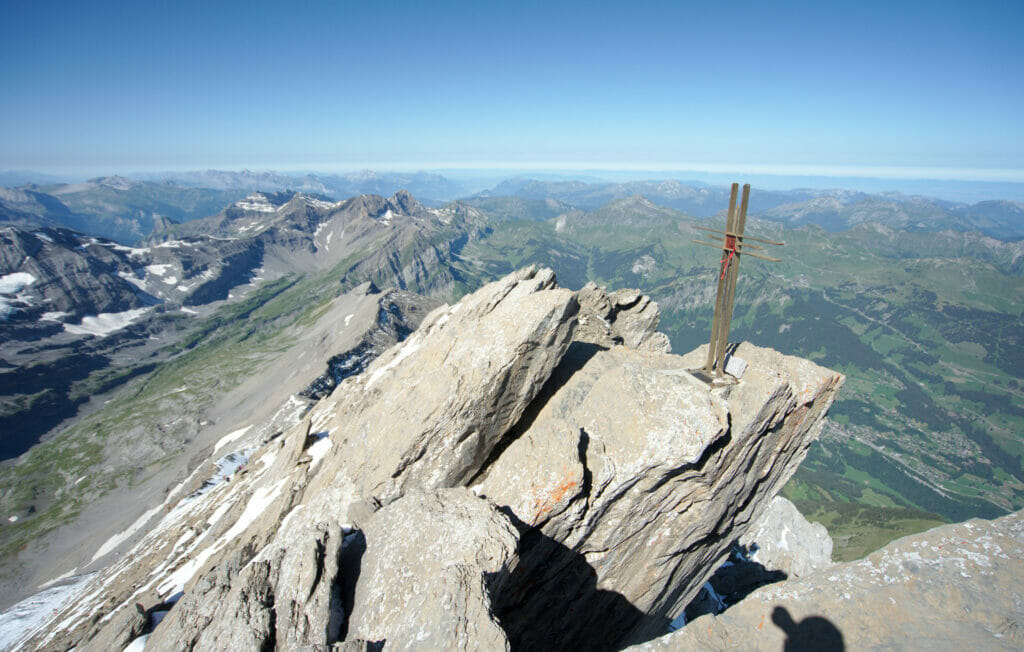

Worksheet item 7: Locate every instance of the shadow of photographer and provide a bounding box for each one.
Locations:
[772,605,844,651]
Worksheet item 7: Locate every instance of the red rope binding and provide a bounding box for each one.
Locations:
[720,249,734,279]
[720,235,738,279]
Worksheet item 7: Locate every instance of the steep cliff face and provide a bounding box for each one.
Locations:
[19,267,843,651]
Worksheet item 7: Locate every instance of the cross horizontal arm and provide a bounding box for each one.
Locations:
[691,239,782,261]
[737,250,782,262]
[692,225,785,246]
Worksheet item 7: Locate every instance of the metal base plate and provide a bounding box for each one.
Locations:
[688,368,739,387]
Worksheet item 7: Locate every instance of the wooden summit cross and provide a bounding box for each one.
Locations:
[691,183,783,383]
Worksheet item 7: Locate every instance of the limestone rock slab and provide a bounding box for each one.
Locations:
[346,488,518,651]
[310,266,578,507]
[483,340,843,649]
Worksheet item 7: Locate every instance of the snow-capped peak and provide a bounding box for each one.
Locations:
[234,193,278,213]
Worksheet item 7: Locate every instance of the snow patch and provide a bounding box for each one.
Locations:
[219,479,285,543]
[123,633,149,651]
[306,197,337,210]
[365,340,421,389]
[145,264,172,277]
[0,272,36,295]
[33,232,53,243]
[156,541,220,598]
[344,314,353,327]
[64,308,149,337]
[180,306,198,315]
[40,311,70,322]
[106,242,151,258]
[0,573,96,652]
[37,568,79,590]
[307,435,332,468]
[91,504,164,563]
[0,273,36,317]
[235,195,278,212]
[214,426,252,453]
[118,271,148,292]
[184,448,255,502]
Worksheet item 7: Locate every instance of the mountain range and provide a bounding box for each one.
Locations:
[4,174,1024,246]
[0,175,1022,643]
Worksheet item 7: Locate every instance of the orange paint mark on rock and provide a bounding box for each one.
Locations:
[531,475,580,522]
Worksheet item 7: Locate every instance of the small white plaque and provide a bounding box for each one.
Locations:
[725,355,748,378]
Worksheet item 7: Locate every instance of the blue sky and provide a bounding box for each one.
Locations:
[1,0,1021,181]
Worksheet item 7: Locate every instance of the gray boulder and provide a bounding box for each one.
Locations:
[739,495,833,579]
[576,281,671,352]
[305,265,579,507]
[346,488,518,650]
[145,518,347,651]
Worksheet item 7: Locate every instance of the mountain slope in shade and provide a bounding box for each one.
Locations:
[0,279,440,613]
[0,187,486,513]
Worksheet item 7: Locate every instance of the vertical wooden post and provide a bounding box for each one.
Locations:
[713,183,750,376]
[691,183,781,385]
[703,183,738,374]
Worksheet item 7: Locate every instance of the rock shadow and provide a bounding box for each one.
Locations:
[469,340,606,484]
[337,529,366,642]
[683,543,788,623]
[491,508,668,652]
[772,606,844,651]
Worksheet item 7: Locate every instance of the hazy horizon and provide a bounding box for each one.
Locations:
[2,1,1020,187]
[4,164,1024,205]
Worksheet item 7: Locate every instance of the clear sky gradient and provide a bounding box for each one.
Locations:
[1,0,1021,180]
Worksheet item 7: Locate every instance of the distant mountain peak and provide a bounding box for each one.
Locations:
[89,175,135,190]
[233,191,296,213]
[387,189,423,215]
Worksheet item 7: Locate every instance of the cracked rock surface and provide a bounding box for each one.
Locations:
[346,488,517,650]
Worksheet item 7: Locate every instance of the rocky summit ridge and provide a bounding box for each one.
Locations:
[632,508,1024,651]
[20,266,843,651]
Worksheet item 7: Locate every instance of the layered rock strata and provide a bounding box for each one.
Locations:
[22,267,842,651]
[479,340,842,648]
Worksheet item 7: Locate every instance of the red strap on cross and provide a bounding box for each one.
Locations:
[720,249,734,279]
